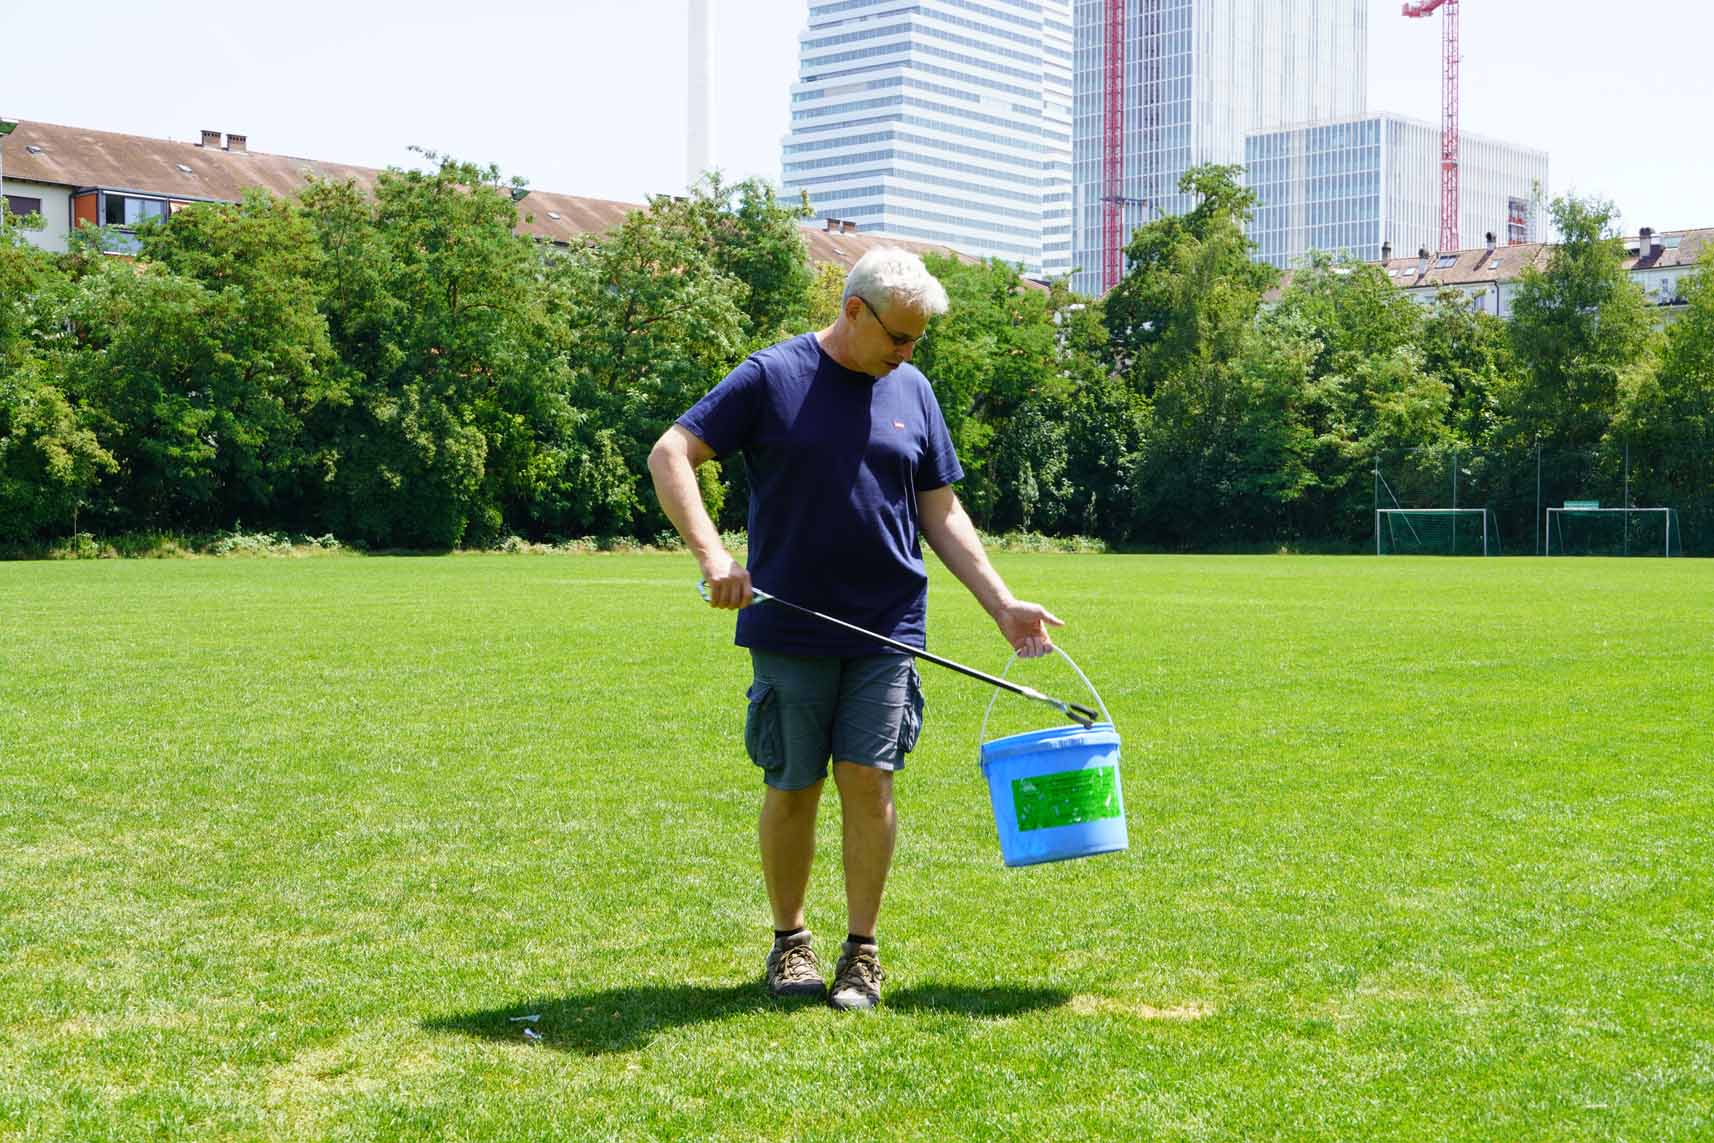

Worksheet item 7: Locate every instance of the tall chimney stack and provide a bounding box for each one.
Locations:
[199,129,221,148]
[1485,231,1496,253]
[225,133,247,154]
[687,0,716,190]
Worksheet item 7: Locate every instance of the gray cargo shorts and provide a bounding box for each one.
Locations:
[744,649,925,791]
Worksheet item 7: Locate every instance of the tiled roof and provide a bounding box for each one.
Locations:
[1271,230,1712,296]
[3,118,974,270]
[1378,230,1711,288]
[3,119,381,203]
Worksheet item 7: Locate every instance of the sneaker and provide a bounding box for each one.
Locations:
[828,940,884,1011]
[766,930,826,999]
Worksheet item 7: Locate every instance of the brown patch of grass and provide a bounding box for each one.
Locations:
[1068,995,1215,1021]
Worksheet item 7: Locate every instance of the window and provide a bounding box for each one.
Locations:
[103,194,167,227]
[3,194,43,218]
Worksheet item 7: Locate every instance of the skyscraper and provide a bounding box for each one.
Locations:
[1071,0,1368,295]
[780,0,1073,278]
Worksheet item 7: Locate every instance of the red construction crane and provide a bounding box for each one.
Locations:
[1403,0,1460,253]
[1101,0,1124,290]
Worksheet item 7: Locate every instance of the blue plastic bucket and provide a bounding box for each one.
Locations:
[978,651,1128,867]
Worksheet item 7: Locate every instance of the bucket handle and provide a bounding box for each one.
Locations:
[979,647,1113,749]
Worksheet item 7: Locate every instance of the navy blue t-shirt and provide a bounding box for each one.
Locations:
[678,333,963,656]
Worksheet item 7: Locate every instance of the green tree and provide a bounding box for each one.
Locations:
[540,192,748,537]
[1102,164,1307,544]
[804,261,848,330]
[299,156,547,547]
[1,210,118,543]
[0,357,117,543]
[909,255,1064,523]
[1505,194,1657,448]
[685,175,814,346]
[1614,245,1714,548]
[1266,256,1449,540]
[1418,287,1519,447]
[986,283,1113,534]
[1103,164,1277,383]
[128,190,340,527]
[1061,375,1150,541]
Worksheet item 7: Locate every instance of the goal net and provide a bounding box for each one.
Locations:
[1375,508,1500,555]
[1545,506,1682,556]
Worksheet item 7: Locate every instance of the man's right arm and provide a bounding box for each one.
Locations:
[647,425,752,609]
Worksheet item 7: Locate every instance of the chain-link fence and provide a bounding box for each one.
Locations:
[1374,444,1713,557]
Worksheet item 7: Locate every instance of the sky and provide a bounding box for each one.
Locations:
[7,0,1711,237]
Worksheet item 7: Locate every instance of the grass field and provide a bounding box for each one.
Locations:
[2,553,1710,1141]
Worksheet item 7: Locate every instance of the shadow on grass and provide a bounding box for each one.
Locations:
[425,982,1071,1054]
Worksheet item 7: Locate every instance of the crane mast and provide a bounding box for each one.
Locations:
[1101,0,1125,290]
[1403,0,1461,253]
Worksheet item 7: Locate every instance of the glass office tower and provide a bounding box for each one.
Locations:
[781,0,1073,277]
[1071,0,1367,294]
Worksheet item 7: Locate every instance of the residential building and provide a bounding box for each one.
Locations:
[0,119,970,273]
[779,0,1073,277]
[1377,227,1709,325]
[1072,0,1368,295]
[1270,228,1710,328]
[1245,113,1549,269]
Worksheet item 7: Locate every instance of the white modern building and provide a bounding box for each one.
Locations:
[1071,0,1368,295]
[780,0,1073,278]
[1245,113,1549,269]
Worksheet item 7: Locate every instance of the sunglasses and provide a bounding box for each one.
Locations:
[858,296,927,348]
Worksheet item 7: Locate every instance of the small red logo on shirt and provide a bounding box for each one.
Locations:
[892,420,906,430]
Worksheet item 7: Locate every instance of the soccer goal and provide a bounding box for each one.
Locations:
[1544,505,1682,557]
[1375,508,1500,555]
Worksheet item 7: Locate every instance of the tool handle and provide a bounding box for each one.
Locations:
[697,580,1096,727]
[697,580,774,606]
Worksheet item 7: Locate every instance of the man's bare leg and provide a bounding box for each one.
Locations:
[759,780,824,931]
[832,762,895,938]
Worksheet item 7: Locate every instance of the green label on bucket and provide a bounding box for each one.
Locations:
[1012,766,1121,832]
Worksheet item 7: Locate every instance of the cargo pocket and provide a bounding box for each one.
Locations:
[897,667,924,755]
[744,682,782,768]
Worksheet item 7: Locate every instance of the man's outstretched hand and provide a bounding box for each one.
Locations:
[994,600,1064,659]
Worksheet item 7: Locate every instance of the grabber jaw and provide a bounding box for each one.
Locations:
[1018,685,1097,729]
[1060,702,1099,729]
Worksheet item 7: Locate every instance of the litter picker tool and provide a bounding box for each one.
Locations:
[697,581,1099,728]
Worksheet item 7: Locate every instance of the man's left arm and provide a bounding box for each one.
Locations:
[917,485,1062,658]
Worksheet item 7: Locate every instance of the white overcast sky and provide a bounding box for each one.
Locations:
[7,0,1711,236]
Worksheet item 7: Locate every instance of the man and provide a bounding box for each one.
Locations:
[648,247,1062,1010]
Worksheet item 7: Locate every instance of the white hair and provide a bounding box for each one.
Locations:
[842,247,949,317]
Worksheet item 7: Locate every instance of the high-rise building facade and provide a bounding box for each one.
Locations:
[1245,114,1549,268]
[780,0,1073,278]
[1071,0,1368,295]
